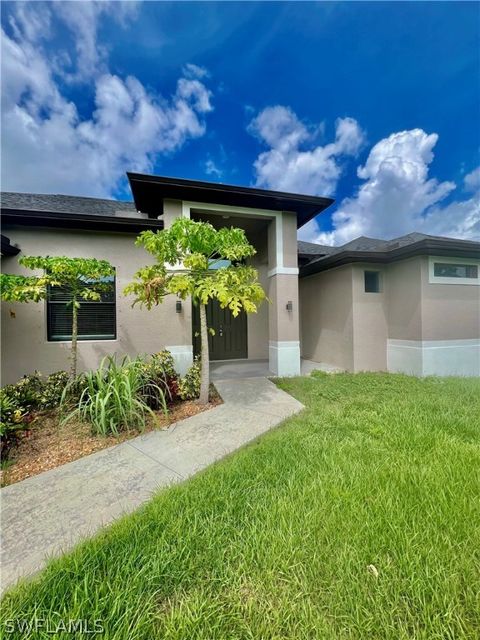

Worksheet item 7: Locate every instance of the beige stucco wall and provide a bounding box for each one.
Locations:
[1,226,191,384]
[385,257,423,340]
[301,254,479,374]
[351,265,388,371]
[299,266,354,370]
[247,228,269,359]
[419,256,480,340]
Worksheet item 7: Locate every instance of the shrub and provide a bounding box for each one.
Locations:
[0,387,34,455]
[149,350,180,404]
[62,355,168,436]
[138,351,178,409]
[39,371,71,409]
[178,357,201,401]
[4,372,44,411]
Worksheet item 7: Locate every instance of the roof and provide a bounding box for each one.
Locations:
[297,240,336,257]
[1,192,163,233]
[300,232,480,277]
[0,192,136,216]
[127,173,334,228]
[1,234,20,257]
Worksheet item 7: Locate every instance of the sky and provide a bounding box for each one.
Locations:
[1,1,479,244]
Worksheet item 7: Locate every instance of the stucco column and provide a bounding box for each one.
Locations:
[163,199,193,375]
[267,213,301,376]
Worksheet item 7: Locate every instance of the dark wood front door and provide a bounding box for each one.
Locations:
[192,300,247,360]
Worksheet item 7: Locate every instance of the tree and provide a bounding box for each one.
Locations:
[125,217,266,404]
[1,257,114,378]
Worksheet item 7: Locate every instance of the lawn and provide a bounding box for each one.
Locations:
[2,372,479,639]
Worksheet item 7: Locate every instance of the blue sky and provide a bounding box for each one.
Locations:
[1,1,479,243]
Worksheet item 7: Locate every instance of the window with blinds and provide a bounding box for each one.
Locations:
[47,276,116,341]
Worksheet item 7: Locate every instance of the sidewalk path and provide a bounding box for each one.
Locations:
[1,378,303,594]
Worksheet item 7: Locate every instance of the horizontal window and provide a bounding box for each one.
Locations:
[433,263,478,279]
[47,276,116,341]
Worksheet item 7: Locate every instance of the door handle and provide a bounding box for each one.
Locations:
[219,325,223,337]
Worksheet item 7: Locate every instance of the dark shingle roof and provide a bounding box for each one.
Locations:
[297,240,336,256]
[301,232,480,276]
[1,192,136,216]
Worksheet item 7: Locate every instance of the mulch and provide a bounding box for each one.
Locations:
[1,394,222,487]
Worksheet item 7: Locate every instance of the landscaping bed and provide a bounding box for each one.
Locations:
[1,351,221,487]
[1,392,221,487]
[2,372,479,639]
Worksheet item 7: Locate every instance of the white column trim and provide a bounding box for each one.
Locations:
[267,266,299,277]
[269,340,301,377]
[165,345,193,377]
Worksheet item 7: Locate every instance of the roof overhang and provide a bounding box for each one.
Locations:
[300,238,480,277]
[1,208,164,233]
[1,234,20,256]
[127,173,334,228]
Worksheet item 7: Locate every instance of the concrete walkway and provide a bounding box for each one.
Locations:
[1,378,303,594]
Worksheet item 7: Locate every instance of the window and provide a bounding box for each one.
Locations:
[47,276,116,341]
[433,262,478,279]
[429,257,480,285]
[364,270,381,293]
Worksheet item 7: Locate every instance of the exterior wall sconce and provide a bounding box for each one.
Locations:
[286,301,293,311]
[176,300,182,313]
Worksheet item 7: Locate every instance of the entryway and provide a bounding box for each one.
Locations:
[192,299,247,360]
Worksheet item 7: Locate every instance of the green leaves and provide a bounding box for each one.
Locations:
[0,274,48,302]
[125,217,266,316]
[1,257,114,305]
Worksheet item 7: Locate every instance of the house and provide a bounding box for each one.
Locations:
[1,174,479,384]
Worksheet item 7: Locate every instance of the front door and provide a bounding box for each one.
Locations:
[192,299,247,360]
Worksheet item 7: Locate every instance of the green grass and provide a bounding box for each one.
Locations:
[2,372,480,639]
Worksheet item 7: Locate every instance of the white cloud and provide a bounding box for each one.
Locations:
[205,158,223,179]
[464,166,480,192]
[183,63,209,80]
[311,130,479,245]
[1,2,213,197]
[248,105,365,195]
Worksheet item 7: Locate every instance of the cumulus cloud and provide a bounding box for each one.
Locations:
[248,106,365,195]
[312,129,479,245]
[1,2,213,197]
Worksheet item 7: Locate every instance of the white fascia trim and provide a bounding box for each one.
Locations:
[182,200,287,276]
[428,256,480,285]
[267,267,299,277]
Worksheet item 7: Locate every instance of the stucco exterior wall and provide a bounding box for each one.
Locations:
[1,226,191,384]
[351,265,388,371]
[299,266,354,371]
[300,254,479,376]
[385,257,423,340]
[419,256,480,340]
[247,228,269,359]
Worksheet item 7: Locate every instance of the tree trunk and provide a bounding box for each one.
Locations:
[198,302,210,405]
[70,300,78,379]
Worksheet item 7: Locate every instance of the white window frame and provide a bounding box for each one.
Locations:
[428,256,480,286]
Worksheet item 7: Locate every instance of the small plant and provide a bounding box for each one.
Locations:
[39,371,71,409]
[62,355,168,436]
[178,357,201,401]
[0,387,33,455]
[4,373,44,410]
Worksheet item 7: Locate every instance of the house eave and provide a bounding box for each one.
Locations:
[127,172,334,228]
[299,238,480,277]
[1,208,165,233]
